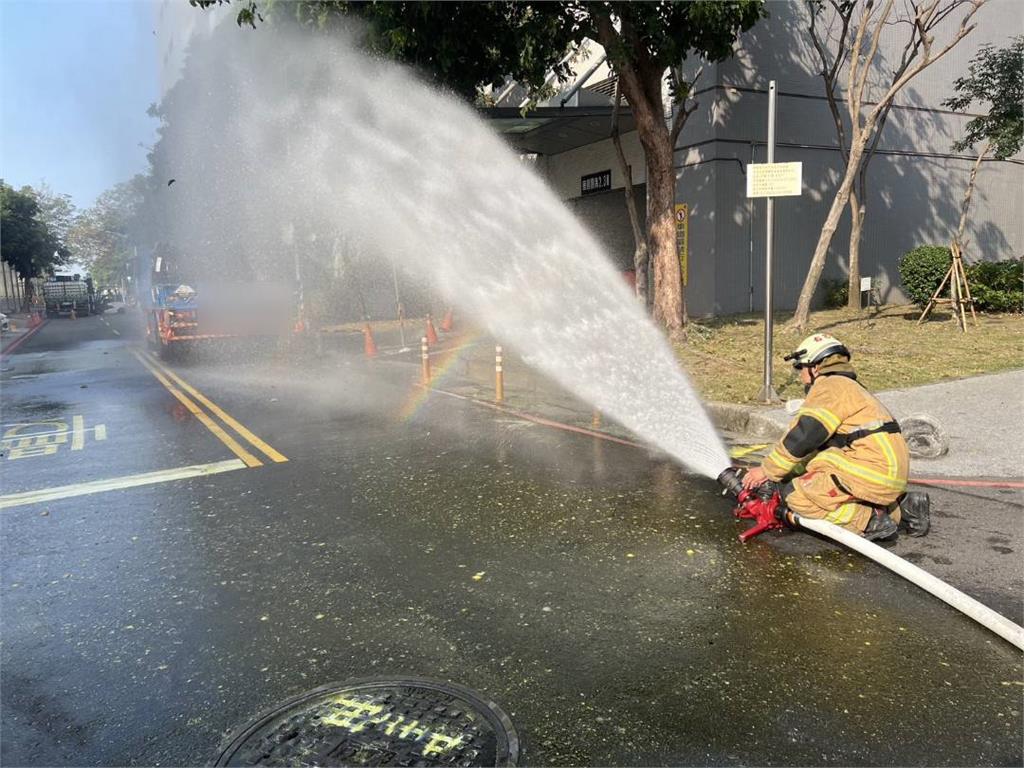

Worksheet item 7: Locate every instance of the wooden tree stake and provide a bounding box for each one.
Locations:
[917,241,977,331]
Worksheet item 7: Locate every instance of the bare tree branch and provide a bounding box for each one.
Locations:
[872,0,981,121]
[669,66,702,147]
[809,0,852,162]
[854,0,895,110]
[791,0,985,328]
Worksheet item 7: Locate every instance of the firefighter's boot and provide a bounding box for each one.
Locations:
[863,509,899,541]
[897,492,931,537]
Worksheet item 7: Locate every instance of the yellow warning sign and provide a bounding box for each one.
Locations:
[675,203,689,286]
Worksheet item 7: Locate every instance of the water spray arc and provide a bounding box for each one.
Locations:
[717,468,1024,650]
[160,26,729,481]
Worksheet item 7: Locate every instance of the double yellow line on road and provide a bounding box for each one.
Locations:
[131,350,287,467]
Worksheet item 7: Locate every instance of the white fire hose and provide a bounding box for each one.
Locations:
[794,514,1024,651]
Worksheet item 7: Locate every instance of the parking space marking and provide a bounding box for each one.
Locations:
[0,459,246,509]
[143,352,288,464]
[131,350,264,468]
[2,416,107,460]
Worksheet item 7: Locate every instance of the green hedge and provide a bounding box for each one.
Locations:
[899,246,952,306]
[900,245,1023,312]
[967,259,1023,313]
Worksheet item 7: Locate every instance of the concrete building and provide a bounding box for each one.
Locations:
[491,0,1023,317]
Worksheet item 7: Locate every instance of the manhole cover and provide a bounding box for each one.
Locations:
[214,677,519,767]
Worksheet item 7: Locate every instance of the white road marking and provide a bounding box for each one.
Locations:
[0,459,247,509]
[71,415,88,450]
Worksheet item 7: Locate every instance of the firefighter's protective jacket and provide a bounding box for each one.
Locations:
[761,357,909,505]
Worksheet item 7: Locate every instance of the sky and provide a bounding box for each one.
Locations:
[1,0,161,210]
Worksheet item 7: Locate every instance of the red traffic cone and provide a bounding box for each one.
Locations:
[363,323,378,358]
[425,314,439,345]
[440,307,454,333]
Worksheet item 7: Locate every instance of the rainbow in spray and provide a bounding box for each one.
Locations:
[397,332,483,422]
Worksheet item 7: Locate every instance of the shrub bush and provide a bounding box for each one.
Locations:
[899,245,951,306]
[822,278,848,309]
[967,259,1023,312]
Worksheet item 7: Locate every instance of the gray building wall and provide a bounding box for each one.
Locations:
[565,186,647,273]
[540,0,1024,317]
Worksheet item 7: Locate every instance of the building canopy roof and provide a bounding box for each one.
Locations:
[480,106,634,156]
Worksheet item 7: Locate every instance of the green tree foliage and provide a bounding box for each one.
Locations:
[0,180,68,277]
[941,35,1022,250]
[943,36,1023,160]
[68,176,148,288]
[32,183,77,258]
[192,0,766,332]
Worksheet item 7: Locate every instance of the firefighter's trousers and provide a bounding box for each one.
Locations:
[783,469,903,535]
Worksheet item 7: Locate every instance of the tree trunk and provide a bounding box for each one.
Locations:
[610,85,649,308]
[792,140,866,329]
[846,184,865,310]
[633,216,649,308]
[646,136,684,330]
[593,10,683,332]
[624,174,649,307]
[1,262,10,313]
[955,142,989,248]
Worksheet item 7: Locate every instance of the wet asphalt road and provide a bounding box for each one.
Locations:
[1,313,1021,767]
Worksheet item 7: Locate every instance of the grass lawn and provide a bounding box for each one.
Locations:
[675,304,1024,404]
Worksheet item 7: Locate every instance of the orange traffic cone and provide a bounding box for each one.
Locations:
[425,314,439,345]
[440,307,454,333]
[363,323,378,358]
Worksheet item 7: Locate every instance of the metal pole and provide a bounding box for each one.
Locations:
[390,259,406,348]
[758,80,781,403]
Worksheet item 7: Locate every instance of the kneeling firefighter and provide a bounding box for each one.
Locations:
[740,332,930,540]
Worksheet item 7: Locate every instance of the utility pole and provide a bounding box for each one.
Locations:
[746,81,801,402]
[758,81,781,403]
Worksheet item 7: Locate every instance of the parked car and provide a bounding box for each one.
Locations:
[0,313,9,333]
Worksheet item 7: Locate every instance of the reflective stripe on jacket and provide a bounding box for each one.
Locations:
[762,363,909,504]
